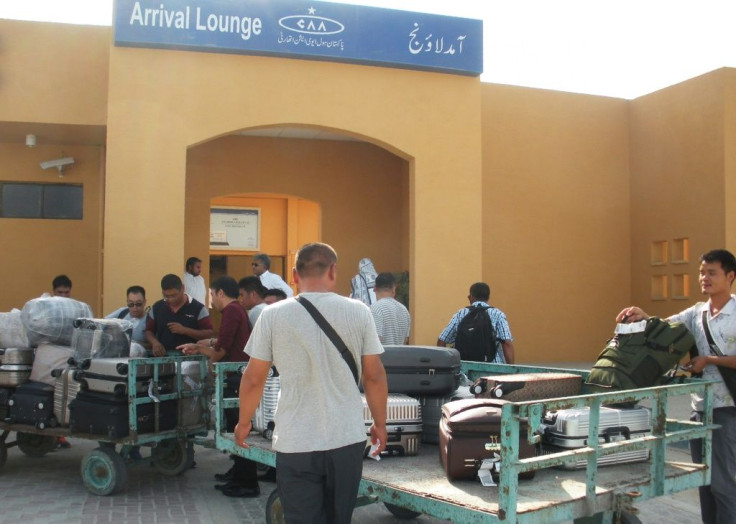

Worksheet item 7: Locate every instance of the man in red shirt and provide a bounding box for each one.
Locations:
[178,276,260,498]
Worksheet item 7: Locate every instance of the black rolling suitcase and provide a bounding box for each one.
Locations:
[69,390,177,438]
[8,381,57,429]
[375,345,461,396]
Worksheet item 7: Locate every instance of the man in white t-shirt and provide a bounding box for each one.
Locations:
[251,253,293,298]
[235,243,388,523]
[183,256,207,306]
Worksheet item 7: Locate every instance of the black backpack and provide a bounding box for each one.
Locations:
[454,306,498,362]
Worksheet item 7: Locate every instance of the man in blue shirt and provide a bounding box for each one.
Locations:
[436,282,515,364]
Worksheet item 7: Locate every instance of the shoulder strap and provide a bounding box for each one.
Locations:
[297,296,359,386]
[702,310,725,357]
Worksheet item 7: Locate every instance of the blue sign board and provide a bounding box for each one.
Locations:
[113,0,482,76]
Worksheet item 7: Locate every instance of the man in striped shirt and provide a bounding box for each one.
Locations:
[369,273,411,345]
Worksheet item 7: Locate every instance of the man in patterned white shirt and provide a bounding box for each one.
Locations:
[617,249,736,524]
[370,272,410,345]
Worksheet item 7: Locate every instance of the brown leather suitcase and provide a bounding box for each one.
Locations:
[470,372,581,401]
[439,398,536,481]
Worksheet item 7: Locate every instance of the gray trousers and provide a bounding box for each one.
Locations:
[275,441,365,524]
[691,407,736,524]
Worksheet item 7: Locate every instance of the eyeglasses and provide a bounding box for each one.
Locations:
[251,263,261,267]
[127,302,145,308]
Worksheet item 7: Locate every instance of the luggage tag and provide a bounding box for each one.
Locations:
[477,453,501,487]
[614,320,647,335]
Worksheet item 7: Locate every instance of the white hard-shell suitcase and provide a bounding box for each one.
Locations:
[253,367,280,435]
[541,405,651,469]
[362,393,422,456]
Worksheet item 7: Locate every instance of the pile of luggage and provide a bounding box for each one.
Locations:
[365,342,669,484]
[0,296,203,438]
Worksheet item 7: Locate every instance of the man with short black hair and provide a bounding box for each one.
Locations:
[617,249,736,523]
[237,276,268,327]
[263,288,288,305]
[178,276,259,498]
[52,275,72,297]
[235,242,388,522]
[252,253,293,298]
[370,272,411,345]
[144,274,215,356]
[105,285,148,344]
[183,256,207,305]
[436,282,515,364]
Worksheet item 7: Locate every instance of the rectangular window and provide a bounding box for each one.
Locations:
[0,183,83,220]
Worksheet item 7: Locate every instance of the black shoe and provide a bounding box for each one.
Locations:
[214,466,235,482]
[214,480,241,491]
[221,485,260,498]
[258,468,277,483]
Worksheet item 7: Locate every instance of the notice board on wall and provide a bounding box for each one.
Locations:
[210,207,260,251]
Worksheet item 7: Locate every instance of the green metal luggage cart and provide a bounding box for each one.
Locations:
[0,355,211,496]
[200,361,717,523]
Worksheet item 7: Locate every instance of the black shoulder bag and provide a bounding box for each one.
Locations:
[701,310,736,398]
[297,296,360,387]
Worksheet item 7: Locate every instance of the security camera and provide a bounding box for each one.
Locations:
[40,157,75,171]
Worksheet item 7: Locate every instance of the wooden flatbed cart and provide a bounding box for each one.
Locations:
[199,361,717,523]
[0,355,211,496]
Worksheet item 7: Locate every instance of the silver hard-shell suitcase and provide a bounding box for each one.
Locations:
[52,367,80,426]
[541,405,651,469]
[253,367,280,434]
[362,393,422,456]
[75,358,175,397]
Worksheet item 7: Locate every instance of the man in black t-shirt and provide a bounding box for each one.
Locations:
[144,274,215,356]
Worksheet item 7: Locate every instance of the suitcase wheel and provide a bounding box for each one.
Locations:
[35,422,45,430]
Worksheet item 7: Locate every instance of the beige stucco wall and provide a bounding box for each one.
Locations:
[0,20,109,125]
[629,69,727,318]
[481,84,631,362]
[103,45,482,344]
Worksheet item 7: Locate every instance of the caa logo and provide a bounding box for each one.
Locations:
[279,8,345,36]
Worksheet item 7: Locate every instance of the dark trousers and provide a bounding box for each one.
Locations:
[691,407,736,524]
[224,377,259,488]
[275,441,365,524]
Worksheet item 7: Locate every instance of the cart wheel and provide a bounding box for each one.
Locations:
[266,489,285,524]
[0,441,7,470]
[81,447,128,496]
[17,433,56,457]
[384,502,422,520]
[151,439,194,476]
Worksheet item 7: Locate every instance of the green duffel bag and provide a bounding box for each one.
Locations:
[586,317,696,392]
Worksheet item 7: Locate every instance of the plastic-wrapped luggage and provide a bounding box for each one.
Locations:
[21,296,93,347]
[0,309,29,348]
[30,342,74,385]
[71,318,133,361]
[362,393,422,456]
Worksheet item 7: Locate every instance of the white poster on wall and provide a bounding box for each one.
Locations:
[209,207,260,251]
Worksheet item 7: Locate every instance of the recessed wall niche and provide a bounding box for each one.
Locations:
[651,240,668,266]
[672,238,689,264]
[651,275,668,300]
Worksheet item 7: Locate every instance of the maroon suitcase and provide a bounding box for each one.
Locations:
[439,398,536,481]
[470,372,581,401]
